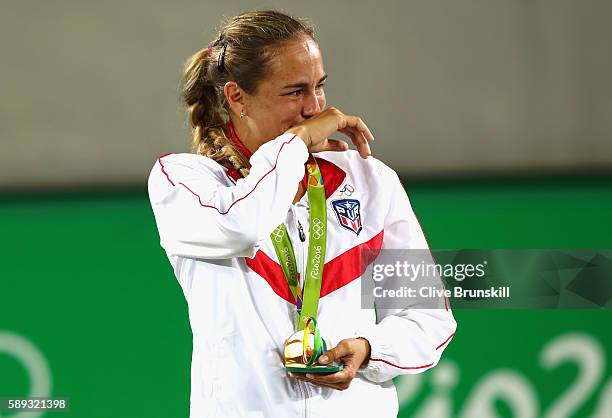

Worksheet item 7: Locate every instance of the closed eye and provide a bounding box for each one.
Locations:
[284,83,326,97]
[285,89,304,97]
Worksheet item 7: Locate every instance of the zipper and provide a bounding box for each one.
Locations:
[289,206,309,418]
[296,215,307,298]
[303,381,309,418]
[298,220,306,242]
[292,379,308,418]
[297,213,309,418]
[289,207,307,294]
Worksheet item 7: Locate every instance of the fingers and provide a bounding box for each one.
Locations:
[289,372,352,391]
[339,127,371,159]
[288,107,375,158]
[308,367,356,384]
[318,339,352,364]
[347,115,375,142]
[286,338,371,393]
[338,115,374,159]
[286,339,363,391]
[291,378,347,391]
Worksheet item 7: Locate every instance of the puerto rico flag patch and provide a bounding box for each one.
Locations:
[332,199,362,236]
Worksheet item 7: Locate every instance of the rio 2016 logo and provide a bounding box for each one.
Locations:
[0,331,52,418]
[395,332,612,418]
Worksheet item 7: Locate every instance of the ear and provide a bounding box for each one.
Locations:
[224,81,245,117]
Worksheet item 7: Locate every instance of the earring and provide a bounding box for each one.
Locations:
[240,110,245,119]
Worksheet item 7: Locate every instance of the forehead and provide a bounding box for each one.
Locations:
[264,37,325,86]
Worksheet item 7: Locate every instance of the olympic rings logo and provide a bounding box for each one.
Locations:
[338,184,355,197]
[272,226,285,243]
[311,218,325,240]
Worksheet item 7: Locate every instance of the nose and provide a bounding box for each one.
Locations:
[302,91,321,118]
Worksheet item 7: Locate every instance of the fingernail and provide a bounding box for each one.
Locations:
[319,355,329,364]
[288,372,294,377]
[306,374,313,379]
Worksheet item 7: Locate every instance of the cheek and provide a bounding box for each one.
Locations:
[282,101,303,121]
[318,92,326,109]
[252,99,290,127]
[263,100,302,135]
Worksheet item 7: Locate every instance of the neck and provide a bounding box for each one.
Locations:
[230,119,259,155]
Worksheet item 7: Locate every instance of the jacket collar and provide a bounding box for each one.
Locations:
[227,120,253,159]
[300,156,346,199]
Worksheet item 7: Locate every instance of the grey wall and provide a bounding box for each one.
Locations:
[1,0,611,190]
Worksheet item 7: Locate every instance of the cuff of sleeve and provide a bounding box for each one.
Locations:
[287,133,309,164]
[287,132,309,153]
[253,132,309,164]
[353,325,388,382]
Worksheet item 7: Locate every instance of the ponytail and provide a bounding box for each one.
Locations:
[182,47,251,177]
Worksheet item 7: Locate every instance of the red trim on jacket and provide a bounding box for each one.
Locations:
[302,157,346,200]
[368,330,456,370]
[157,153,175,186]
[226,168,241,182]
[156,134,298,215]
[369,358,435,370]
[225,155,346,198]
[225,122,347,197]
[245,251,296,304]
[435,332,455,350]
[397,178,449,312]
[320,229,384,297]
[246,229,384,304]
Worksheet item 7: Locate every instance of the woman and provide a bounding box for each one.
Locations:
[148,10,456,418]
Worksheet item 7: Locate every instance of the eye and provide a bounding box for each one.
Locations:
[286,89,304,97]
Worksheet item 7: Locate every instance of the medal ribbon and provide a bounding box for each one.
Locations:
[270,156,327,330]
[225,121,327,332]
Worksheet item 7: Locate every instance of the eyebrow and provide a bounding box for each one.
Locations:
[282,74,328,89]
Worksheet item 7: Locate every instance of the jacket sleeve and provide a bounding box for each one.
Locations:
[147,133,308,259]
[355,167,457,383]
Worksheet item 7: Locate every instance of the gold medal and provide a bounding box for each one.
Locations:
[283,317,343,373]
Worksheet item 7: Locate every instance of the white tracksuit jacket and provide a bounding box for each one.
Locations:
[148,132,457,418]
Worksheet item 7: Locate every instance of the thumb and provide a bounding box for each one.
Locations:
[318,340,351,365]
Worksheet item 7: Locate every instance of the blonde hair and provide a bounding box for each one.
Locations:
[182,10,315,177]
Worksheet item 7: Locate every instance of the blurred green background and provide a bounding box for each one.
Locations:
[2,1,612,416]
[1,176,610,417]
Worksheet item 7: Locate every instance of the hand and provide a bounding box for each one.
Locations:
[288,338,371,391]
[285,107,375,159]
